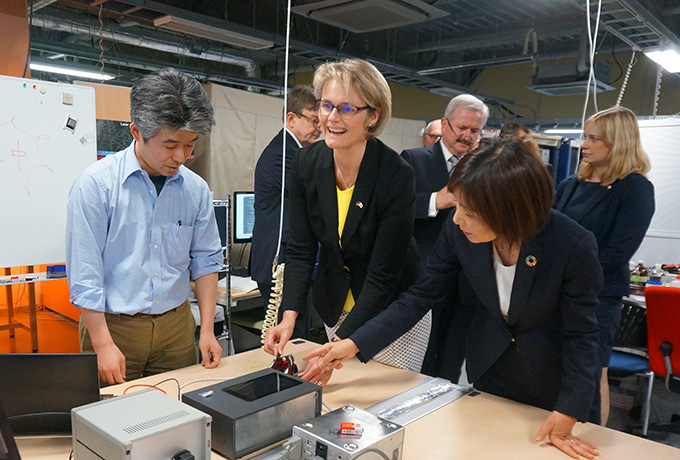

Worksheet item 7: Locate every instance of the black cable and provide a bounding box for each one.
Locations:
[8,411,70,420]
[151,377,182,400]
[609,36,624,85]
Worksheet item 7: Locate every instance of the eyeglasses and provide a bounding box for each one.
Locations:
[443,117,481,140]
[296,112,320,127]
[316,100,371,118]
[424,133,441,140]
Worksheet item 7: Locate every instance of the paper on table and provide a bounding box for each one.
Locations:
[219,275,258,293]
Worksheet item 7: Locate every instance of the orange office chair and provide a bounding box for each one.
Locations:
[643,285,680,434]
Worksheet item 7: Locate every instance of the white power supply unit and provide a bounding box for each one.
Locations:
[292,405,404,460]
[72,388,211,460]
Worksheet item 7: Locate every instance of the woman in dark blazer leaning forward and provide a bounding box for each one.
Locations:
[554,106,654,424]
[264,58,430,386]
[306,139,603,459]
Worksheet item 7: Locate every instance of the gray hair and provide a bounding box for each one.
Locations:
[444,94,489,125]
[130,68,215,140]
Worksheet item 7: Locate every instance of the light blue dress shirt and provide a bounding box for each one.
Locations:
[66,141,222,315]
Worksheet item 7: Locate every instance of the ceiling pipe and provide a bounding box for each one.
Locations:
[29,13,258,77]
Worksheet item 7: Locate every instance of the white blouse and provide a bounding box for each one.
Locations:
[493,246,517,322]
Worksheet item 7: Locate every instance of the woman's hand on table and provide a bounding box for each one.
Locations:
[535,411,599,459]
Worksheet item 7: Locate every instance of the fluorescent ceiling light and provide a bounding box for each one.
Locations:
[645,48,680,73]
[30,62,115,81]
[544,128,582,134]
[154,15,273,50]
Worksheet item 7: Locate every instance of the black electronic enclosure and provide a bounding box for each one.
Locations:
[0,353,100,434]
[0,399,21,460]
[182,368,321,459]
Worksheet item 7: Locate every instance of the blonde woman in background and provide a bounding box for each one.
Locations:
[554,106,654,425]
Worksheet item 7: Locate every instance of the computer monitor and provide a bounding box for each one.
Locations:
[233,191,255,244]
[213,200,228,250]
[0,353,100,434]
[96,119,132,159]
[0,399,21,460]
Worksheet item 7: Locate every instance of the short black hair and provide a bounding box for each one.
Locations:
[447,138,554,246]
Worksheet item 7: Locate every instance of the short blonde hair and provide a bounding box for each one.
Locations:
[313,59,391,137]
[578,106,651,186]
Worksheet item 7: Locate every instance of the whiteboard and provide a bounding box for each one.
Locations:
[631,117,680,265]
[0,75,96,268]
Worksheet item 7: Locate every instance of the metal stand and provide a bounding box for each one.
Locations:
[225,194,235,355]
[214,196,235,356]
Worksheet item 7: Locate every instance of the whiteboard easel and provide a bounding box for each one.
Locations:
[0,75,97,268]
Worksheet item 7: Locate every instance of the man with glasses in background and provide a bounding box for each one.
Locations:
[421,119,442,147]
[252,85,321,339]
[401,94,489,381]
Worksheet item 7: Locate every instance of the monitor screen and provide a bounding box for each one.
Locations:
[233,191,255,244]
[0,353,100,434]
[213,200,228,250]
[96,119,132,159]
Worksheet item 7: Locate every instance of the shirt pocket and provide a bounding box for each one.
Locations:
[165,224,193,269]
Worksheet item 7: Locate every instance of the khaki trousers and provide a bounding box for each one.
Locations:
[79,300,196,383]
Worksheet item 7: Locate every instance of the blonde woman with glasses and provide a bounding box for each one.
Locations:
[264,59,431,387]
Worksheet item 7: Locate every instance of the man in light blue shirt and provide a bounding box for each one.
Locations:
[66,68,223,385]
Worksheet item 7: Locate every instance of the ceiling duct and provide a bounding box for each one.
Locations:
[30,13,258,76]
[291,0,448,33]
[527,62,615,96]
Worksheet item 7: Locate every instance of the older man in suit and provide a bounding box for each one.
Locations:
[401,94,488,381]
[251,85,320,338]
[421,119,442,147]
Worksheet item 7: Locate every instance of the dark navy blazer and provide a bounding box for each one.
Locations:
[554,173,655,297]
[281,138,420,339]
[400,141,453,261]
[351,210,603,421]
[251,129,299,285]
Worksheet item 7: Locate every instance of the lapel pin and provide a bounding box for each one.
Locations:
[355,201,363,208]
[525,255,537,267]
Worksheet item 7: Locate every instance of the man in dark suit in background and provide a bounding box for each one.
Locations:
[251,85,320,338]
[401,94,488,381]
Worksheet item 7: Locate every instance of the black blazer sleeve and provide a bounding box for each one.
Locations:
[555,173,655,296]
[401,148,434,219]
[597,175,654,276]
[279,143,321,314]
[351,216,461,359]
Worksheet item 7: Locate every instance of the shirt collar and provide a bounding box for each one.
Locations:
[122,140,184,184]
[285,127,303,148]
[439,139,454,162]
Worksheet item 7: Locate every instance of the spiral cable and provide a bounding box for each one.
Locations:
[653,63,662,117]
[261,263,285,344]
[615,51,636,107]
